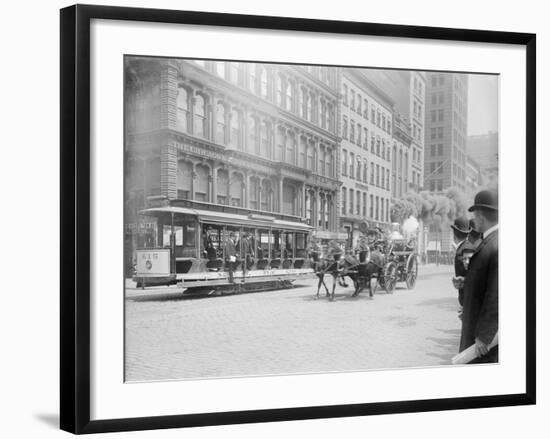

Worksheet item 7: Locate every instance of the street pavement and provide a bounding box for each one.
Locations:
[125,264,461,382]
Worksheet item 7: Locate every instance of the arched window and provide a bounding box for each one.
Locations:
[319,147,325,176]
[299,87,306,118]
[305,93,312,122]
[231,173,244,207]
[308,93,315,122]
[176,160,192,199]
[356,157,361,181]
[342,187,347,214]
[276,127,285,161]
[216,102,226,144]
[282,184,296,215]
[176,86,189,132]
[307,143,314,170]
[320,101,327,129]
[260,120,270,156]
[285,133,296,165]
[299,137,306,168]
[249,177,260,210]
[193,94,206,137]
[216,169,229,205]
[276,75,284,107]
[229,109,241,149]
[363,160,368,183]
[194,164,209,202]
[325,104,332,130]
[261,179,272,211]
[286,80,293,112]
[326,148,332,177]
[248,115,257,153]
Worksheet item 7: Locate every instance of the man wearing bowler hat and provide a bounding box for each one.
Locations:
[459,190,499,363]
[451,216,476,316]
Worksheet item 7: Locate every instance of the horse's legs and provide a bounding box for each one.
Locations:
[330,274,337,301]
[316,274,323,298]
[322,277,330,296]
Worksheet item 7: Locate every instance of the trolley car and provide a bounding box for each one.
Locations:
[133,203,314,294]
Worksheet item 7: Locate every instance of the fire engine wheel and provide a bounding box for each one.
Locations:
[383,262,397,294]
[406,255,419,290]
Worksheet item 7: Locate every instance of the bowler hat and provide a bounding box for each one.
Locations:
[468,190,498,212]
[450,216,471,234]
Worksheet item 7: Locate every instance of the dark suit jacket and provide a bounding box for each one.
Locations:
[459,230,498,352]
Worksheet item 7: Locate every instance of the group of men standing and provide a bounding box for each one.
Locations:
[452,189,499,363]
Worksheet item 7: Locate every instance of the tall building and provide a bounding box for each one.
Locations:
[124,57,345,271]
[424,72,469,193]
[361,70,426,195]
[467,131,498,189]
[339,69,394,247]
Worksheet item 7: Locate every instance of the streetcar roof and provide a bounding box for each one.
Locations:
[140,207,313,231]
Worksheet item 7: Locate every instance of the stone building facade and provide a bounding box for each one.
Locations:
[339,69,394,248]
[124,57,344,268]
[424,72,469,193]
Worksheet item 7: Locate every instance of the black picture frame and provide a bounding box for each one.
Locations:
[60,4,536,434]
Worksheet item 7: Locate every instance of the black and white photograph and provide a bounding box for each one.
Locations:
[124,57,500,382]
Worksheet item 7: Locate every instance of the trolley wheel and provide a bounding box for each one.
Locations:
[406,254,419,290]
[383,262,397,294]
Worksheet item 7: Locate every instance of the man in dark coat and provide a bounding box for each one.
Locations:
[459,190,499,363]
[224,232,238,283]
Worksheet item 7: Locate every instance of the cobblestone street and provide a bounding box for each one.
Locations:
[125,264,461,382]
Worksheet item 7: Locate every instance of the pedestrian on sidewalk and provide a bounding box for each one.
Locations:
[459,190,499,363]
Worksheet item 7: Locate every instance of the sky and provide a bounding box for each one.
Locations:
[467,74,499,136]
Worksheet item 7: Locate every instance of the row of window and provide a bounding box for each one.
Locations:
[430,109,445,123]
[176,161,337,221]
[430,74,446,87]
[342,84,393,134]
[430,126,445,140]
[430,143,444,157]
[194,61,337,134]
[175,86,336,177]
[431,91,445,105]
[341,150,391,190]
[341,188,390,223]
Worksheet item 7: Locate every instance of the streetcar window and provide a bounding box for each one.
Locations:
[201,223,223,260]
[295,233,306,258]
[257,229,270,259]
[271,230,282,259]
[284,232,294,259]
[162,225,182,247]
